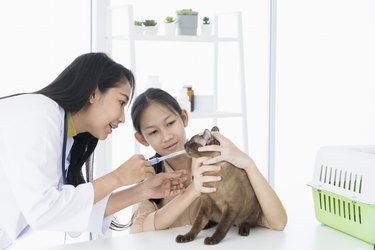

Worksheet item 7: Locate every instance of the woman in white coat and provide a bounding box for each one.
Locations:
[0,53,186,249]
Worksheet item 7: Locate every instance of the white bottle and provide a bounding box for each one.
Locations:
[144,75,162,90]
[177,88,191,113]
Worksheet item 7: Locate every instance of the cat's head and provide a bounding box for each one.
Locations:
[184,126,220,158]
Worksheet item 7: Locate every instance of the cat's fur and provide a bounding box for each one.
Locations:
[176,126,262,245]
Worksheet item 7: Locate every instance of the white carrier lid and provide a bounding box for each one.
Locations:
[308,145,375,205]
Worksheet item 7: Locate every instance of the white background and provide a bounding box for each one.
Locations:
[1,0,375,249]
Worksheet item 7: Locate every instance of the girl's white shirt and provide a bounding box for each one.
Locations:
[0,94,112,249]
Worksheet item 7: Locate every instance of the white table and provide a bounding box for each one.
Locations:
[33,215,373,250]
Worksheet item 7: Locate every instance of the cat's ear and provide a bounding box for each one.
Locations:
[134,132,149,146]
[211,126,220,132]
[202,129,212,141]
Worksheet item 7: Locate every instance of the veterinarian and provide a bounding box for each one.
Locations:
[129,88,287,233]
[0,53,186,250]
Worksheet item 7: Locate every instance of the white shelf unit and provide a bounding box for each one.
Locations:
[106,4,249,153]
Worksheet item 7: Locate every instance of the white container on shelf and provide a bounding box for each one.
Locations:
[144,75,162,90]
[194,95,215,112]
[177,87,191,113]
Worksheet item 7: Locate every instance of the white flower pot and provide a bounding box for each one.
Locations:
[133,25,144,35]
[177,14,198,36]
[144,26,158,35]
[201,24,213,36]
[164,23,177,36]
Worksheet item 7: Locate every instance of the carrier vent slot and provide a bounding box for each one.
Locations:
[333,168,337,186]
[328,196,331,213]
[328,168,332,184]
[319,192,322,209]
[333,197,336,214]
[318,166,363,193]
[319,165,323,182]
[358,206,362,224]
[322,198,363,224]
[324,166,328,183]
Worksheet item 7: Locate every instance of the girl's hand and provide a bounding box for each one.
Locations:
[198,132,255,170]
[141,170,188,199]
[114,154,155,186]
[191,157,221,197]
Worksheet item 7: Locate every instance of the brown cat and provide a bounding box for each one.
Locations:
[176,126,262,245]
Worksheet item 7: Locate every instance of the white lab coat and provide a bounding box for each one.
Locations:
[0,94,112,249]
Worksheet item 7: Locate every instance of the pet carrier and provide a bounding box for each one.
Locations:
[308,145,375,244]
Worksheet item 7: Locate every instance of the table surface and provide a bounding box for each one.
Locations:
[33,216,374,250]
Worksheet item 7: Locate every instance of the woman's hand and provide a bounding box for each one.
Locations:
[141,170,188,199]
[198,131,255,170]
[191,157,221,197]
[114,154,155,186]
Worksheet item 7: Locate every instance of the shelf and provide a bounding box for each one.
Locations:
[189,111,243,119]
[111,34,239,43]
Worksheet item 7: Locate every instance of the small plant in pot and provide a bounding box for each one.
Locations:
[164,16,176,36]
[133,20,144,35]
[201,16,213,36]
[176,9,199,36]
[143,19,158,35]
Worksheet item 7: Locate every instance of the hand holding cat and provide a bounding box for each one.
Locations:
[191,157,222,196]
[198,132,255,171]
[141,170,188,199]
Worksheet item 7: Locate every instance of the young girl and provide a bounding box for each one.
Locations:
[0,53,185,249]
[130,88,287,233]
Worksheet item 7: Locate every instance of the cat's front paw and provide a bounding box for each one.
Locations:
[204,236,221,245]
[176,234,195,243]
[238,222,250,236]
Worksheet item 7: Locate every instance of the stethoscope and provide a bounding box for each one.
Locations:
[61,112,68,184]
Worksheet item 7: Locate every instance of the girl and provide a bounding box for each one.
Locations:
[0,53,185,249]
[130,88,287,233]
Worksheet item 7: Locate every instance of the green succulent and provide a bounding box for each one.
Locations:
[176,9,198,15]
[203,16,210,25]
[143,19,157,26]
[134,20,143,26]
[165,16,175,23]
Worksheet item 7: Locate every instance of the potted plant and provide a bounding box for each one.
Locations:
[164,16,176,36]
[133,20,144,35]
[201,16,213,36]
[143,19,158,35]
[176,9,199,36]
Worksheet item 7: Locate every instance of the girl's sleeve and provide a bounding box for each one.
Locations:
[129,199,159,233]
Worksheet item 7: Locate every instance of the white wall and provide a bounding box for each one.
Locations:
[1,1,91,249]
[275,0,375,218]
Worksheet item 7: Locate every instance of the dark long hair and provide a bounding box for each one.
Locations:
[35,52,135,187]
